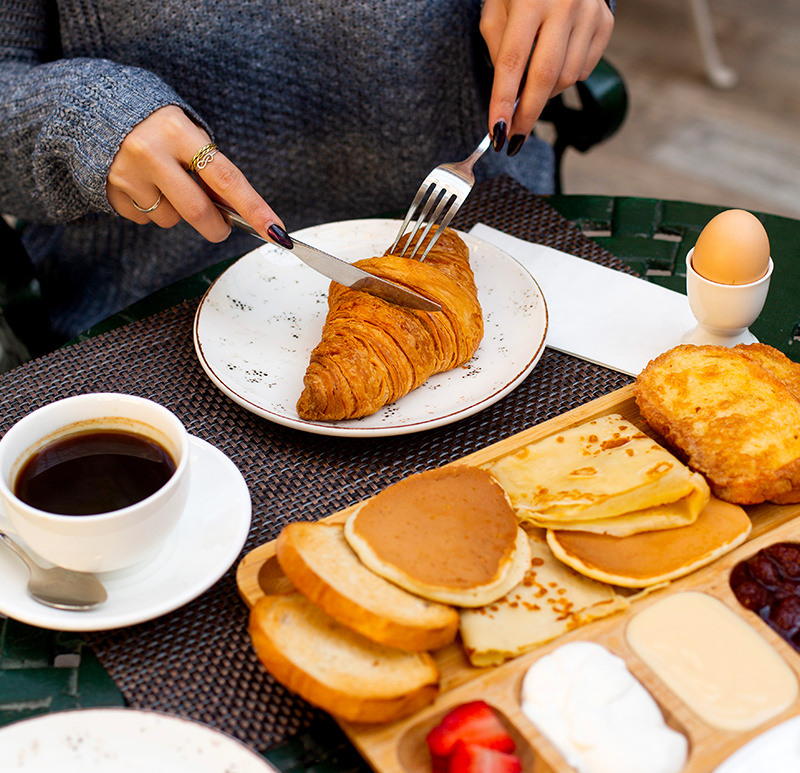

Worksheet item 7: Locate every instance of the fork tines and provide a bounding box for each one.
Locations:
[389,182,458,262]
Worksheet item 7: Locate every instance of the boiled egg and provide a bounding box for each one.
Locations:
[691,209,770,285]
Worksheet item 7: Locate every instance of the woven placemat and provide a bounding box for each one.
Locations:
[0,176,633,751]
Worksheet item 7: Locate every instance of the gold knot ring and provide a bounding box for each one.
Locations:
[131,192,163,213]
[188,142,219,173]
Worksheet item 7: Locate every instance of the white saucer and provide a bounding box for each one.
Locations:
[0,708,276,772]
[0,436,251,631]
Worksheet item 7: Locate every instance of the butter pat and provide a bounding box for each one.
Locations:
[520,641,687,773]
[626,592,798,732]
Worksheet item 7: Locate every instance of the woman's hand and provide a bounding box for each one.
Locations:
[480,0,614,155]
[106,105,283,240]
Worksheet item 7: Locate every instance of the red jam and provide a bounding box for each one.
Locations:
[730,542,800,650]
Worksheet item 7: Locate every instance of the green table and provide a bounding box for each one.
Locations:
[2,191,799,772]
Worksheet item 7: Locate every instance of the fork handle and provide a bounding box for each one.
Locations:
[466,132,492,168]
[473,96,519,165]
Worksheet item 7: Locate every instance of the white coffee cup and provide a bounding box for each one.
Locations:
[0,393,190,573]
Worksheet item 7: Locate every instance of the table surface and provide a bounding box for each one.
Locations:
[1,180,799,773]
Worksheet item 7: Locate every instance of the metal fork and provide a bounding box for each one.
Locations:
[389,131,492,262]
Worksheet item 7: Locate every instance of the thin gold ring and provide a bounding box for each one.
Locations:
[131,192,163,213]
[188,142,219,173]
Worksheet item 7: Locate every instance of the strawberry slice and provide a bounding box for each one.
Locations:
[426,701,516,758]
[449,742,522,773]
[430,752,450,773]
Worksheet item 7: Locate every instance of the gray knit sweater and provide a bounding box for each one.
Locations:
[0,0,567,340]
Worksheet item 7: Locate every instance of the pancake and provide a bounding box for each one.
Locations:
[486,413,710,536]
[547,496,751,587]
[344,465,530,607]
[459,532,630,667]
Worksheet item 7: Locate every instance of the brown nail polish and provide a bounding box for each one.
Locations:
[268,224,293,249]
[492,121,507,153]
[507,134,526,157]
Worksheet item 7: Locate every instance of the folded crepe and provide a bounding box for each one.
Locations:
[459,532,629,667]
[486,414,710,537]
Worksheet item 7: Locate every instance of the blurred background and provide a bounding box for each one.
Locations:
[561,0,800,219]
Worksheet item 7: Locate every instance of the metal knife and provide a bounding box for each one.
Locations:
[214,202,442,312]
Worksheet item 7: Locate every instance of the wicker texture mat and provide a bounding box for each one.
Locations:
[0,176,633,751]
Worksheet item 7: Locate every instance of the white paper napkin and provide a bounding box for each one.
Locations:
[470,224,696,377]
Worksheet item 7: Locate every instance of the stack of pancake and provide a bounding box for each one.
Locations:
[454,413,753,667]
[248,393,758,700]
[485,414,751,589]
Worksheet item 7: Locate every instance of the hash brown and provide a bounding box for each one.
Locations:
[635,343,800,505]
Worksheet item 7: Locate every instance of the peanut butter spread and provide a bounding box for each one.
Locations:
[351,465,517,589]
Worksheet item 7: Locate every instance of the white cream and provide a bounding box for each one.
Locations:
[520,641,687,773]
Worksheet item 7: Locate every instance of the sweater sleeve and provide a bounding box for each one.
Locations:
[0,1,208,223]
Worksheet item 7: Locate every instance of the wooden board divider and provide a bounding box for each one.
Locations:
[237,384,800,773]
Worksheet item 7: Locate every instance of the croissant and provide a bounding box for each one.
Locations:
[296,228,484,421]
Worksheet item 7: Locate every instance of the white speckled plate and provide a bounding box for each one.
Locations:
[193,219,548,437]
[712,714,800,772]
[0,708,276,772]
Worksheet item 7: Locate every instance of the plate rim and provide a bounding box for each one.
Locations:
[193,219,548,437]
[0,707,277,771]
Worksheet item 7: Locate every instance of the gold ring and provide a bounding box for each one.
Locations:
[188,142,219,173]
[131,192,163,213]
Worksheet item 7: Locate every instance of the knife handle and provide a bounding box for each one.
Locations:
[214,202,265,241]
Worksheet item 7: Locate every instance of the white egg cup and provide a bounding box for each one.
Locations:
[681,247,773,346]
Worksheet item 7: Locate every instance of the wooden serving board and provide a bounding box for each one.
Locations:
[236,384,800,773]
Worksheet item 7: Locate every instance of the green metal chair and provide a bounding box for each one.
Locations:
[0,217,58,369]
[540,57,628,194]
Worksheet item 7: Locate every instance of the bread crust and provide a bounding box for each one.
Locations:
[276,521,459,651]
[635,344,800,504]
[248,594,439,724]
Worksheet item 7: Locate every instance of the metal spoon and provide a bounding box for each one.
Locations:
[0,529,108,610]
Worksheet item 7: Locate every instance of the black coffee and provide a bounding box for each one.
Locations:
[15,429,176,515]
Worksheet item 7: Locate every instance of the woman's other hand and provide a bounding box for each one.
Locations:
[106,105,283,240]
[480,0,614,155]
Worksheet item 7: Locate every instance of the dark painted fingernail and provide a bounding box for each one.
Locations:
[507,134,526,157]
[492,121,507,152]
[268,223,293,248]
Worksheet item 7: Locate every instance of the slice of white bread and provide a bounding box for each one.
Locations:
[276,521,459,651]
[635,343,800,504]
[248,593,439,723]
[343,465,531,607]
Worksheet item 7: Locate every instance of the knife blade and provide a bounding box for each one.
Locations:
[214,202,442,313]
